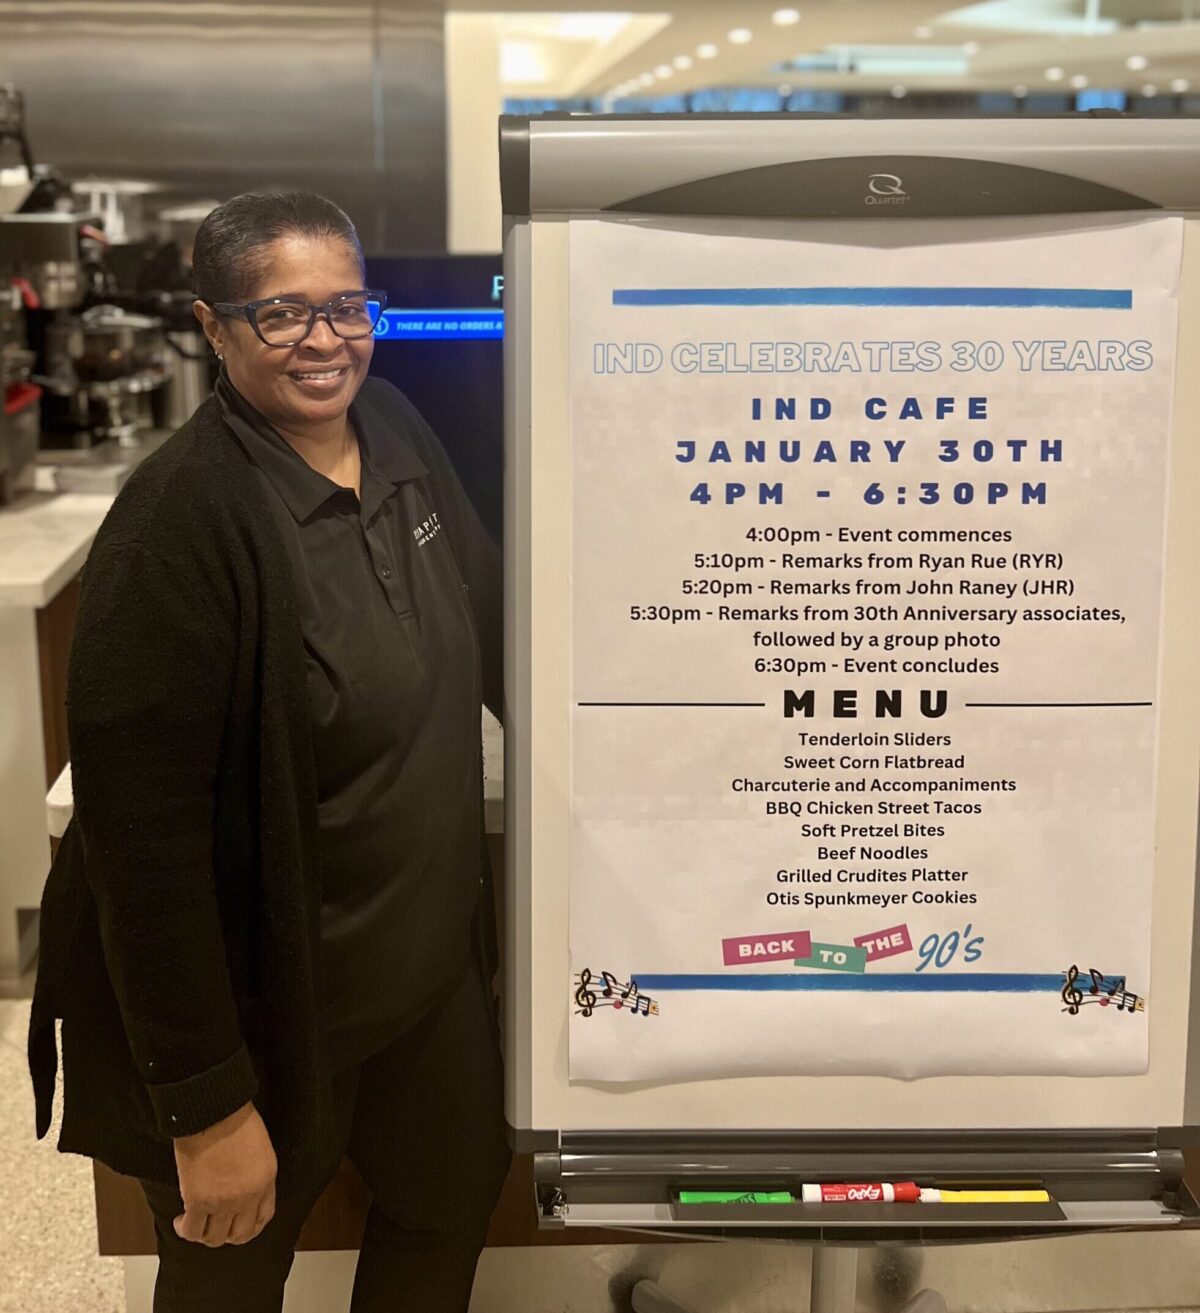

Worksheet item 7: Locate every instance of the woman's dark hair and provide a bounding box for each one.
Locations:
[191,191,365,304]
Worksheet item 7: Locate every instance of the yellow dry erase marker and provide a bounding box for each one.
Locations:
[919,1188,1050,1204]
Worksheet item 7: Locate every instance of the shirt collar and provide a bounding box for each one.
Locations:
[215,366,428,524]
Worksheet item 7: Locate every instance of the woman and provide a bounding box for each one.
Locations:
[27,192,511,1312]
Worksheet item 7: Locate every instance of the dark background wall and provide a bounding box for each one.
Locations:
[0,0,447,254]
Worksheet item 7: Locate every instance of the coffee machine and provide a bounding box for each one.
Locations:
[0,266,40,504]
[0,86,222,482]
[156,202,219,429]
[0,207,168,453]
[0,87,47,500]
[0,83,39,501]
[20,190,179,451]
[1,87,186,458]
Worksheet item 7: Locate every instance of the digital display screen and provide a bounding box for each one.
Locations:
[375,308,504,341]
[365,255,503,540]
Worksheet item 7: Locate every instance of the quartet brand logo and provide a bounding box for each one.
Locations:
[865,173,909,207]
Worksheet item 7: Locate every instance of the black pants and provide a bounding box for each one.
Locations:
[137,957,512,1313]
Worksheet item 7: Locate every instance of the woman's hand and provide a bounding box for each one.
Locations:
[171,1101,278,1246]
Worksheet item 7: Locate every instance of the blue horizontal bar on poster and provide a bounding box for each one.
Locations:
[633,973,1063,992]
[373,309,504,341]
[611,287,1132,310]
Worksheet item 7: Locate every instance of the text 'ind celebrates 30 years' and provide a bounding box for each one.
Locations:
[566,215,1180,1083]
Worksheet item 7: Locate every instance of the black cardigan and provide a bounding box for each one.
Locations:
[26,380,502,1197]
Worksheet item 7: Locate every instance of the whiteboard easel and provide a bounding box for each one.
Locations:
[501,118,1200,1279]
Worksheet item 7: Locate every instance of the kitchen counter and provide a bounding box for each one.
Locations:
[0,430,169,973]
[0,490,116,608]
[0,430,172,609]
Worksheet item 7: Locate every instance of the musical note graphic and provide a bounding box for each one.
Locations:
[1091,971,1128,1007]
[574,968,597,1018]
[1060,966,1146,1017]
[573,967,660,1019]
[1061,964,1083,1015]
[605,975,641,1009]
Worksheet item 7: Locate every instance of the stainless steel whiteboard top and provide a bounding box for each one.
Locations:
[501,115,1200,220]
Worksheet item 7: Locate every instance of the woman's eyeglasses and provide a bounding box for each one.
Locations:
[209,290,388,347]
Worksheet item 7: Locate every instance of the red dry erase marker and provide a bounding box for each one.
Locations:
[801,1182,921,1203]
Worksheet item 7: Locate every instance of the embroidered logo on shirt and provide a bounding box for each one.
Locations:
[413,510,442,547]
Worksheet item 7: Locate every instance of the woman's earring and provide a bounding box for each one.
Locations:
[216,350,224,360]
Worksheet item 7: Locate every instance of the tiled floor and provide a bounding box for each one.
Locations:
[0,960,126,1313]
[5,951,1200,1313]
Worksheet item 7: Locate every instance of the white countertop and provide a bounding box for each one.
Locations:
[0,435,174,609]
[482,710,504,833]
[48,711,506,838]
[0,432,171,609]
[0,489,114,608]
[46,761,74,840]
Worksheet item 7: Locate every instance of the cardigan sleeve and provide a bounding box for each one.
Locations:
[67,537,259,1139]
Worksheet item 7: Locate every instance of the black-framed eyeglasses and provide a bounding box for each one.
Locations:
[209,289,388,347]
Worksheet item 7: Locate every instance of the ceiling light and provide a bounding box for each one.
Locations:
[962,40,980,55]
[1171,77,1190,92]
[727,28,753,44]
[891,84,907,98]
[556,14,629,41]
[500,41,548,84]
[1013,84,1028,97]
[1069,74,1088,89]
[696,42,719,58]
[1126,54,1148,71]
[1045,66,1064,81]
[772,8,801,24]
[1142,83,1158,97]
[914,25,932,38]
[673,54,693,70]
[638,72,655,87]
[655,64,673,78]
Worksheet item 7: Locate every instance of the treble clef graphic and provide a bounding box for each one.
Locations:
[1061,964,1083,1016]
[574,968,597,1018]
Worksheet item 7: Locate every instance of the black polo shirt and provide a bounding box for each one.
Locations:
[215,369,483,1073]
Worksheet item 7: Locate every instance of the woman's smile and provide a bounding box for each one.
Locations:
[286,363,353,393]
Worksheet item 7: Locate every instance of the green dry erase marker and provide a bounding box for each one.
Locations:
[678,1191,794,1204]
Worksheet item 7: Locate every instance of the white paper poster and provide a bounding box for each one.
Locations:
[568,214,1182,1082]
